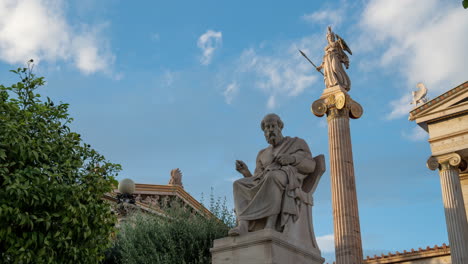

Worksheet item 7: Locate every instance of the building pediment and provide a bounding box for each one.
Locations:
[409,81,468,156]
[409,81,468,131]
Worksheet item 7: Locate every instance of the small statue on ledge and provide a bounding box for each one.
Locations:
[169,168,183,188]
[411,82,428,106]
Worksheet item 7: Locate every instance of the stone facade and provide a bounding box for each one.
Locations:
[104,182,213,221]
[409,81,468,158]
[409,81,468,264]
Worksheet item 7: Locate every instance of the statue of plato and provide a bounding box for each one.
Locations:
[229,113,324,238]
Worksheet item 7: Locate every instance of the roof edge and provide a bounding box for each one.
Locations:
[409,81,468,121]
[364,243,450,263]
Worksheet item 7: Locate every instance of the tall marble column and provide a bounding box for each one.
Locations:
[460,172,468,221]
[312,86,363,264]
[427,153,468,264]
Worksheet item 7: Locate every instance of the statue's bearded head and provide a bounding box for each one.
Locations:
[261,113,284,146]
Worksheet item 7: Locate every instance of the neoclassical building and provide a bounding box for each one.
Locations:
[361,81,468,264]
[409,81,468,264]
[104,168,213,221]
[364,244,451,264]
[356,81,468,264]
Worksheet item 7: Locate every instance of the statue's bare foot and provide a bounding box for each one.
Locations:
[264,215,277,230]
[228,220,248,236]
[228,227,241,236]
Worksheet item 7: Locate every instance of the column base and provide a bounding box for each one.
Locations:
[210,229,324,264]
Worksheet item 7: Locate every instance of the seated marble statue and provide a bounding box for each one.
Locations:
[229,113,324,238]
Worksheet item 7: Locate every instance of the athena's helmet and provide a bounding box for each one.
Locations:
[326,26,336,42]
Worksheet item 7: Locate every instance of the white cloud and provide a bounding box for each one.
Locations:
[267,95,276,109]
[316,234,335,253]
[224,82,238,104]
[231,35,321,109]
[302,9,344,27]
[386,94,413,120]
[197,30,222,65]
[358,0,468,119]
[73,24,115,74]
[162,70,175,87]
[150,33,160,42]
[0,0,115,75]
[402,126,428,142]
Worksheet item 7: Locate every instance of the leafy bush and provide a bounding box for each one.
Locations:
[106,194,235,264]
[0,62,121,263]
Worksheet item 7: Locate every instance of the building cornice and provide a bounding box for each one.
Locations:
[363,244,450,264]
[409,81,468,121]
[113,183,213,216]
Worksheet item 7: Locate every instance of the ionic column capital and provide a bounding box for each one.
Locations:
[427,153,464,171]
[311,91,363,119]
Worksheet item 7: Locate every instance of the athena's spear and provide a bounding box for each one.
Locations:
[298,49,324,76]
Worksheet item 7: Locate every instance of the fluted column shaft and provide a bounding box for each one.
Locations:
[312,88,364,264]
[460,173,468,223]
[428,154,468,264]
[327,109,363,264]
[439,164,468,263]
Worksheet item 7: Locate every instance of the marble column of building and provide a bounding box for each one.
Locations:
[427,153,468,264]
[460,172,468,222]
[312,87,363,264]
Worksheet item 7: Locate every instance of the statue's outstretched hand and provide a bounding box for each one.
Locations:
[277,154,295,166]
[235,160,252,178]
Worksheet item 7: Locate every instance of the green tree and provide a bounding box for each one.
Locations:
[0,61,121,263]
[106,194,235,264]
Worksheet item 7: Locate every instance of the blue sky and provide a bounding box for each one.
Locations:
[0,0,467,262]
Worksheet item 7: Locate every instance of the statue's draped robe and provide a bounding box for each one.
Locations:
[321,41,351,91]
[233,136,316,229]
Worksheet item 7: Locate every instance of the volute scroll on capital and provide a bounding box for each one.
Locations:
[427,153,464,171]
[311,92,363,119]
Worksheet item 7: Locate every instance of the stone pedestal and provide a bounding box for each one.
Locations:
[210,229,324,264]
[427,153,468,264]
[312,85,364,264]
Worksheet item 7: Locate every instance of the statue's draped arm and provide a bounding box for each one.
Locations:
[253,149,265,177]
[316,58,324,71]
[250,138,316,179]
[337,38,351,68]
[339,49,350,69]
[290,139,316,175]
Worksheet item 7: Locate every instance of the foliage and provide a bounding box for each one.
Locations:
[105,194,235,264]
[0,62,121,263]
[201,188,236,229]
[464,0,468,9]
